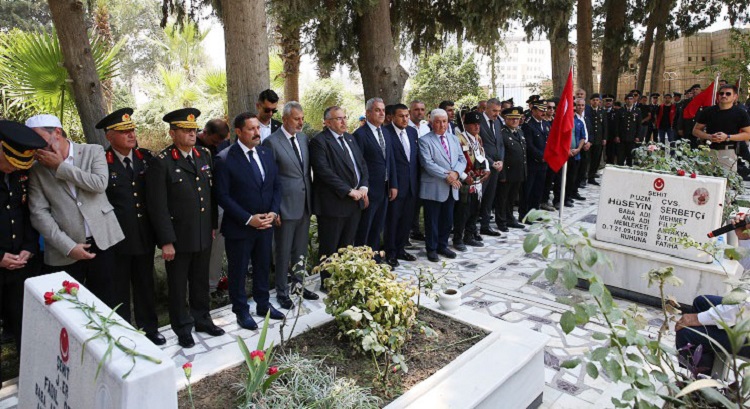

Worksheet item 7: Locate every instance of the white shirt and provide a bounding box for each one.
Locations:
[112,149,133,168]
[280,126,302,163]
[698,298,750,327]
[64,141,91,239]
[259,121,272,143]
[483,113,496,133]
[393,125,410,161]
[408,119,430,137]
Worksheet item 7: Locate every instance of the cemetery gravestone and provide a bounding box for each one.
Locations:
[596,167,726,263]
[19,272,177,409]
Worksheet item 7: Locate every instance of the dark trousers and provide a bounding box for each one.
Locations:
[453,192,479,242]
[355,187,388,253]
[617,141,636,166]
[317,213,361,283]
[63,238,116,309]
[226,230,273,316]
[605,140,618,164]
[411,199,423,234]
[496,181,522,228]
[542,167,556,204]
[480,170,499,229]
[565,160,580,198]
[522,166,547,219]
[588,144,604,180]
[273,215,310,299]
[676,295,750,373]
[112,251,159,333]
[0,258,40,348]
[164,247,213,337]
[577,148,590,186]
[384,190,416,258]
[423,195,455,252]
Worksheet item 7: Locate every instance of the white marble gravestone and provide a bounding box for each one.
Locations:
[19,272,177,409]
[596,167,726,263]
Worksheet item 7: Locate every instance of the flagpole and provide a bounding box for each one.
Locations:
[710,72,721,106]
[559,50,575,225]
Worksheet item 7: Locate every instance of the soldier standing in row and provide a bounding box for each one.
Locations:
[604,96,619,164]
[615,94,642,167]
[586,94,607,186]
[0,121,46,348]
[146,108,224,349]
[97,108,165,346]
[495,107,527,232]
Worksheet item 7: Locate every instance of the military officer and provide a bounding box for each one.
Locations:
[615,94,642,166]
[604,95,619,164]
[586,94,607,185]
[0,121,45,349]
[520,101,549,219]
[452,112,489,251]
[97,108,165,346]
[146,108,224,349]
[495,107,527,232]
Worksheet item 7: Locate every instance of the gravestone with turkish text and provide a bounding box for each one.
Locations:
[596,167,726,263]
[18,272,177,409]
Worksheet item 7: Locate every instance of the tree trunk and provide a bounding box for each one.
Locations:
[576,0,593,96]
[220,0,269,121]
[280,25,301,102]
[599,0,627,95]
[355,0,408,104]
[549,8,571,97]
[47,0,107,146]
[649,0,674,94]
[636,3,657,92]
[490,48,497,97]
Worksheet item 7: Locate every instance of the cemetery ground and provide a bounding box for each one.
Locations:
[0,181,685,408]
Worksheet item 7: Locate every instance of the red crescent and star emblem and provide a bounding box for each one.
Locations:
[653,178,665,192]
[60,327,69,363]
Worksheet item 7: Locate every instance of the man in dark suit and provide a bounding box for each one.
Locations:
[383,103,419,267]
[215,112,283,330]
[97,108,164,346]
[310,106,369,290]
[262,102,319,308]
[495,107,527,232]
[0,120,46,349]
[520,102,548,221]
[353,98,398,262]
[146,108,224,348]
[478,98,505,237]
[257,89,282,144]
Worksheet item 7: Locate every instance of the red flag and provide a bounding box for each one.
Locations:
[683,81,715,120]
[544,68,574,172]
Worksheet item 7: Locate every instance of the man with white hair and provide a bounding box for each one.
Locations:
[26,114,124,307]
[419,109,467,262]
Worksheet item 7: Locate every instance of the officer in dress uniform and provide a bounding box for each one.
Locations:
[495,107,527,232]
[97,108,165,346]
[586,94,607,185]
[146,108,224,349]
[520,101,549,219]
[604,95,619,164]
[0,121,45,349]
[615,94,642,166]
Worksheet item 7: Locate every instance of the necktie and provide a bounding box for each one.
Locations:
[123,157,134,180]
[290,136,303,170]
[376,127,386,158]
[186,154,197,173]
[400,130,410,162]
[247,150,265,183]
[440,135,450,161]
[338,136,356,170]
[490,120,495,135]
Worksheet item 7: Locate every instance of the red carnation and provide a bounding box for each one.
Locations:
[677,169,685,176]
[250,350,265,361]
[267,366,278,375]
[182,362,192,378]
[44,291,60,305]
[690,172,697,178]
[62,280,80,295]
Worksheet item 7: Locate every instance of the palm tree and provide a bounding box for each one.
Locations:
[149,22,209,80]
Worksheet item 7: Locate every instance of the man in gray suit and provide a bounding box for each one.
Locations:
[262,102,319,309]
[26,114,124,307]
[419,109,466,263]
[479,98,505,237]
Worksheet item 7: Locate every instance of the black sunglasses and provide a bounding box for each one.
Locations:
[719,92,734,97]
[263,108,278,114]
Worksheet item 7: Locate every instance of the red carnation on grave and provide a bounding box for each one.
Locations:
[217,276,228,291]
[182,362,192,378]
[677,169,685,176]
[62,280,80,295]
[250,350,265,361]
[267,366,278,375]
[44,291,60,305]
[690,172,697,178]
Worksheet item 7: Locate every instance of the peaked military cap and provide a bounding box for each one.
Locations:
[664,92,673,97]
[690,83,701,91]
[501,107,524,118]
[0,120,47,170]
[163,108,201,129]
[96,108,136,131]
[502,98,514,105]
[463,111,483,125]
[526,95,541,103]
[532,100,547,110]
[590,93,601,99]
[603,94,614,101]
[650,93,660,98]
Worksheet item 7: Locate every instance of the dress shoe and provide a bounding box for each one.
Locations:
[571,194,586,201]
[145,331,167,346]
[426,251,440,262]
[579,181,588,188]
[196,323,225,337]
[453,241,467,252]
[588,179,600,186]
[178,334,195,348]
[465,237,484,247]
[404,239,414,248]
[480,228,501,237]
[437,248,457,259]
[497,226,509,232]
[540,203,556,211]
[473,233,483,241]
[302,288,319,300]
[410,231,425,241]
[236,314,258,330]
[564,200,574,207]
[508,222,526,229]
[397,251,417,261]
[386,257,400,268]
[257,305,285,320]
[277,296,294,309]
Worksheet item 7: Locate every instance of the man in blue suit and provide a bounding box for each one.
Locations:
[383,103,419,267]
[520,101,549,221]
[419,109,467,262]
[214,112,283,330]
[353,98,398,262]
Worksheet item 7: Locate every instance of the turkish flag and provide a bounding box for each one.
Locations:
[544,68,574,172]
[682,81,715,120]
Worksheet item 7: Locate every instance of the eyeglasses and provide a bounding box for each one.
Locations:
[263,108,278,114]
[719,92,734,97]
[329,116,347,122]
